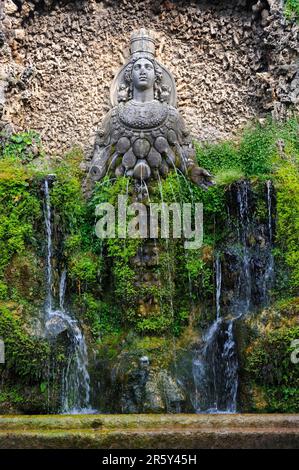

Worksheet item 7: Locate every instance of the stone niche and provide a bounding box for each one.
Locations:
[0,0,298,155]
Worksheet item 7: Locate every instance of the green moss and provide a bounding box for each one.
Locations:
[0,131,44,164]
[1,117,299,413]
[69,252,101,292]
[274,158,299,292]
[285,0,299,21]
[0,304,50,379]
[242,297,299,412]
[0,159,43,279]
[80,294,122,338]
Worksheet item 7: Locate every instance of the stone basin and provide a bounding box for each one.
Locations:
[0,414,298,449]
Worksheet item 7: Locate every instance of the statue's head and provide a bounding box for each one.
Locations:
[123,56,163,100]
[132,58,155,91]
[110,28,177,107]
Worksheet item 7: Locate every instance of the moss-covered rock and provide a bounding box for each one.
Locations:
[0,117,299,414]
[238,298,299,412]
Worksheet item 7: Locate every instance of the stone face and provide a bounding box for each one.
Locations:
[0,0,297,155]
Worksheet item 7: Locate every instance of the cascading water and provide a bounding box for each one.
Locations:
[266,179,273,245]
[236,180,251,314]
[192,179,275,414]
[43,178,92,414]
[192,255,238,413]
[215,254,221,320]
[263,180,275,303]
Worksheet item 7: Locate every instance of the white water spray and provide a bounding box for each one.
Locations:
[43,178,92,413]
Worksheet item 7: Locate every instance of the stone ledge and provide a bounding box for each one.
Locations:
[0,414,298,448]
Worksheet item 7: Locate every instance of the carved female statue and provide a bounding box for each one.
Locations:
[88,29,213,193]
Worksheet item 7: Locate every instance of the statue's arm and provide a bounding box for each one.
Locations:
[176,112,214,189]
[89,110,113,181]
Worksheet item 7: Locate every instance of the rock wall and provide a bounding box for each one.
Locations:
[0,0,298,155]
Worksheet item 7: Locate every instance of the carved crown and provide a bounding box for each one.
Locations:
[130,28,156,58]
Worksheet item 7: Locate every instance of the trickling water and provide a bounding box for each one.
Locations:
[59,306,91,414]
[215,254,222,320]
[59,269,67,311]
[192,318,238,413]
[236,180,251,314]
[44,179,53,313]
[192,179,276,414]
[43,178,92,414]
[221,320,238,413]
[263,179,275,303]
[237,180,249,242]
[266,180,273,245]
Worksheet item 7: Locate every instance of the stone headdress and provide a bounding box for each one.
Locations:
[110,28,177,106]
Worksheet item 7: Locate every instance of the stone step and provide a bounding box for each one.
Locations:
[0,414,299,448]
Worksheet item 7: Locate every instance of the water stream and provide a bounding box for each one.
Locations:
[192,180,275,414]
[43,178,92,413]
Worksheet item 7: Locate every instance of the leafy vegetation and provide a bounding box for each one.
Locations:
[284,0,299,21]
[0,116,298,412]
[0,304,50,379]
[245,323,299,412]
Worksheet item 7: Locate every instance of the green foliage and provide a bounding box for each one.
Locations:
[185,252,213,294]
[215,168,244,185]
[285,0,299,20]
[265,386,299,412]
[0,149,43,289]
[0,131,43,164]
[113,261,138,304]
[69,252,101,288]
[50,149,86,232]
[0,305,50,380]
[238,122,276,176]
[0,282,8,300]
[81,294,122,338]
[50,148,103,297]
[135,315,173,334]
[272,118,299,293]
[0,386,24,405]
[195,118,295,179]
[275,162,299,292]
[245,325,299,412]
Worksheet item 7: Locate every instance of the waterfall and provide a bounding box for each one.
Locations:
[263,179,275,303]
[44,179,53,313]
[236,180,251,314]
[192,318,238,413]
[215,254,221,320]
[43,177,92,414]
[266,180,273,245]
[191,179,276,414]
[221,320,238,413]
[191,253,238,413]
[59,269,67,311]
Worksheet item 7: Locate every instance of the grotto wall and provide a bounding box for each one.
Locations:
[0,0,298,156]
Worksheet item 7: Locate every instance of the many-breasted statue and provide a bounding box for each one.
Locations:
[87,29,213,196]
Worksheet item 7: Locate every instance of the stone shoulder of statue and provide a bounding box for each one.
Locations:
[88,52,213,191]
